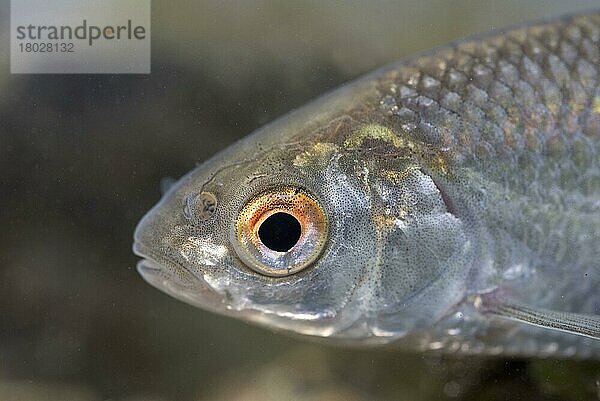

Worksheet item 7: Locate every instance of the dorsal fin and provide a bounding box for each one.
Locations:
[478,294,600,340]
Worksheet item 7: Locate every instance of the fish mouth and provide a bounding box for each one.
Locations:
[133,240,228,311]
[133,241,354,337]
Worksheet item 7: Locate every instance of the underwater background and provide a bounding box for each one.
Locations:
[1,1,599,400]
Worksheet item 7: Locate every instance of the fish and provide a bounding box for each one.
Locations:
[134,11,600,358]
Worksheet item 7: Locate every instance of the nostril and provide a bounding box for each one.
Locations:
[184,191,218,222]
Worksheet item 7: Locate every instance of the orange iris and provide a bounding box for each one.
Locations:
[232,186,328,277]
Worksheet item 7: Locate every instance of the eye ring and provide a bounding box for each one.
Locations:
[231,186,328,277]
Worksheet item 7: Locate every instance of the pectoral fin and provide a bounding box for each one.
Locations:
[478,294,600,340]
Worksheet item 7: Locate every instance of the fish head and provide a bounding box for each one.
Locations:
[134,135,375,340]
[134,103,476,346]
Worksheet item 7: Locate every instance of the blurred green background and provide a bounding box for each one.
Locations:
[1,1,600,400]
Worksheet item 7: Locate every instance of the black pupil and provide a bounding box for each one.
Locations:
[258,212,301,252]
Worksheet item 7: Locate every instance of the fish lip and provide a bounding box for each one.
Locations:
[132,237,151,259]
[133,240,227,308]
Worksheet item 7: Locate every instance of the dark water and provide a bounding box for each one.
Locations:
[1,1,600,400]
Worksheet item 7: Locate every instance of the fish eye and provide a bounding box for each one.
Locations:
[231,186,328,277]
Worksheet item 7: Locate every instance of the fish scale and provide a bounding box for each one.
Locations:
[371,14,600,354]
[380,16,599,172]
[378,15,599,268]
